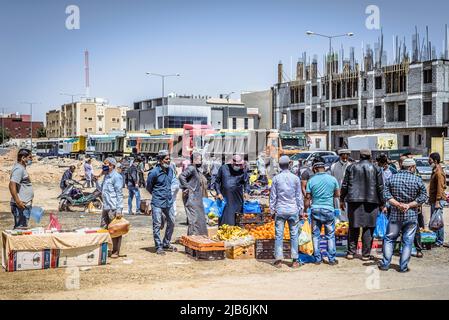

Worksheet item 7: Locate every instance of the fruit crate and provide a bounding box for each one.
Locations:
[236,213,273,227]
[226,244,255,260]
[185,246,225,261]
[320,235,348,257]
[181,235,225,252]
[255,239,291,260]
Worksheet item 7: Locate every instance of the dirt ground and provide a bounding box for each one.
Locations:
[1,150,449,300]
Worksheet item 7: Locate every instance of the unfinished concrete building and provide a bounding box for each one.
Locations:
[272,27,449,154]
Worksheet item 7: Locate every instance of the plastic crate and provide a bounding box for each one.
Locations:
[184,246,225,260]
[320,235,348,257]
[255,239,291,260]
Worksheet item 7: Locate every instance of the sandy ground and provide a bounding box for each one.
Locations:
[0,150,449,300]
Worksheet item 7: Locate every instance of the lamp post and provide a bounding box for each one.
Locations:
[225,92,235,129]
[306,31,354,150]
[21,102,40,150]
[145,72,181,101]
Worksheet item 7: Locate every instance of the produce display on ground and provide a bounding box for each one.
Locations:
[244,221,291,240]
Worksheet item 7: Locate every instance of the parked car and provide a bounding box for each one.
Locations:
[414,157,432,180]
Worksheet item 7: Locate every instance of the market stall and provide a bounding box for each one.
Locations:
[2,228,112,272]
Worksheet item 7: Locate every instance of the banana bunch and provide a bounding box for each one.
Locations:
[215,225,249,241]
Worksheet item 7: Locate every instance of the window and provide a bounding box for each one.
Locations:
[322,110,326,123]
[312,85,318,97]
[312,111,317,122]
[423,101,432,115]
[84,108,87,112]
[423,69,432,84]
[363,78,367,91]
[232,118,237,129]
[99,128,103,132]
[375,105,382,118]
[88,117,92,121]
[375,76,382,89]
[403,135,410,147]
[84,128,88,133]
[352,108,358,119]
[444,102,449,124]
[300,112,305,127]
[338,137,344,148]
[417,134,422,145]
[363,106,367,119]
[398,105,406,121]
[244,118,249,130]
[336,110,342,125]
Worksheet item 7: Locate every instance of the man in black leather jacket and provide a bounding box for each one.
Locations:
[340,149,384,261]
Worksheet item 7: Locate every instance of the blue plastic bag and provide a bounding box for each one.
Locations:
[203,198,226,218]
[243,200,261,214]
[374,212,388,239]
[30,207,44,223]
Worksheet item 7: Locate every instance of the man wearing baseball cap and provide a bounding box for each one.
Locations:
[214,154,250,226]
[379,158,428,273]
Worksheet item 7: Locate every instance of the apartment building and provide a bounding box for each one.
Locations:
[272,53,449,154]
[46,98,128,138]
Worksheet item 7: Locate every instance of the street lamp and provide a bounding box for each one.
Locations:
[225,92,235,129]
[60,93,86,104]
[21,102,40,150]
[306,31,354,150]
[145,72,181,100]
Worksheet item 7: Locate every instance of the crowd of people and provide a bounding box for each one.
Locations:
[8,147,447,270]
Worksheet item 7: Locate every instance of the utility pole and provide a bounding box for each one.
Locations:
[1,108,5,146]
[21,102,40,150]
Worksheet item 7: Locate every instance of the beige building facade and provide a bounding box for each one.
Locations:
[46,98,128,138]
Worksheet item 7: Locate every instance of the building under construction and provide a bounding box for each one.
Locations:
[272,26,449,154]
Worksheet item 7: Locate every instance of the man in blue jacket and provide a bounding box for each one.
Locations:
[147,150,177,255]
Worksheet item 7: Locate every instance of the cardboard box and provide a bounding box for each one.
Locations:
[3,249,58,272]
[207,226,218,239]
[57,243,108,268]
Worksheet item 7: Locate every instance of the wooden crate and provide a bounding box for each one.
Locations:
[185,246,225,260]
[226,244,255,259]
[181,235,225,252]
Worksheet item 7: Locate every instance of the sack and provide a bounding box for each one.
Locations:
[429,208,444,231]
[243,200,262,214]
[373,212,389,239]
[299,219,314,255]
[46,213,61,231]
[108,217,130,238]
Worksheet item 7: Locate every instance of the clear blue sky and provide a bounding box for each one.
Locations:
[1,0,449,121]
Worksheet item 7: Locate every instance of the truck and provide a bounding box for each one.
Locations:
[347,133,401,160]
[202,129,307,164]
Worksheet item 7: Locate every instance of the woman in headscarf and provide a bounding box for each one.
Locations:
[179,152,208,235]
